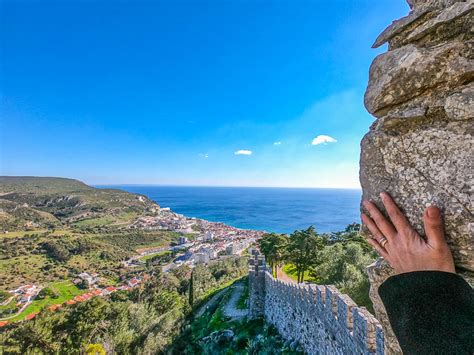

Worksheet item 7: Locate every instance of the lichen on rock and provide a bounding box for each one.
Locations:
[360,1,473,354]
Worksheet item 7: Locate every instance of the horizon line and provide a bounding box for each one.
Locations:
[94,183,362,190]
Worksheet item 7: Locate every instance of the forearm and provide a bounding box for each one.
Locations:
[379,271,474,355]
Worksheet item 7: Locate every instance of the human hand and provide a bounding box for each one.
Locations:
[361,192,455,274]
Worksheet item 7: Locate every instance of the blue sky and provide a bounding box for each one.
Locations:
[0,0,408,188]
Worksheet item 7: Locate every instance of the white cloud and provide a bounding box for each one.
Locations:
[198,153,209,158]
[311,135,337,145]
[235,149,252,155]
[273,141,282,146]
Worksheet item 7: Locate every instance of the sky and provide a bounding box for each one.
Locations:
[0,0,409,188]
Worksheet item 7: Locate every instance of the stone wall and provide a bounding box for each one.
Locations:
[248,254,385,354]
[360,0,473,353]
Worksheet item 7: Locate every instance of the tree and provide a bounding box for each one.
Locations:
[258,233,288,278]
[285,226,323,283]
[308,242,375,310]
[189,270,194,306]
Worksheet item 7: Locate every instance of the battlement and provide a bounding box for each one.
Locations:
[248,253,385,354]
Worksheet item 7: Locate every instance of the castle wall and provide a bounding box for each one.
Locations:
[248,255,384,354]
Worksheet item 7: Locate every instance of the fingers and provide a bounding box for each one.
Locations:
[380,192,412,235]
[366,237,390,260]
[361,213,390,260]
[423,206,446,247]
[361,213,384,241]
[362,200,397,240]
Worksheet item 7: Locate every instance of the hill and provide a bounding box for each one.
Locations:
[0,176,160,231]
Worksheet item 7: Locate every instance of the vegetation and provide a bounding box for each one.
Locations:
[236,277,249,310]
[0,176,158,231]
[0,229,180,290]
[0,257,248,353]
[171,280,302,355]
[258,224,378,311]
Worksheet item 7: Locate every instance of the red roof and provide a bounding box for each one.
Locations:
[66,300,76,305]
[105,286,116,292]
[25,312,39,320]
[92,289,102,296]
[48,304,61,311]
[0,321,9,327]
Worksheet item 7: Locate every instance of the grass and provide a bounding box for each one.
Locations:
[282,264,316,283]
[0,229,71,239]
[6,280,85,322]
[236,278,249,310]
[138,250,171,261]
[0,298,19,317]
[73,216,116,227]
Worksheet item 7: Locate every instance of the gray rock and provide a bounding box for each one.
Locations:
[406,1,474,42]
[364,40,473,116]
[361,1,473,354]
[445,83,474,120]
[372,9,430,49]
[407,0,466,11]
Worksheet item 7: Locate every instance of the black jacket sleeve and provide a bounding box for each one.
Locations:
[379,271,474,355]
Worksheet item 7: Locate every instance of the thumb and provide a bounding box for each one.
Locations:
[423,206,446,247]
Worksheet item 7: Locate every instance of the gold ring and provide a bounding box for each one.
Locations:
[379,237,388,248]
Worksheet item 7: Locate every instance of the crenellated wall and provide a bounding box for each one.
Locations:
[248,254,385,354]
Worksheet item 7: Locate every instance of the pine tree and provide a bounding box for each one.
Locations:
[189,270,194,306]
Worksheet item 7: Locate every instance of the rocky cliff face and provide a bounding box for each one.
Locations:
[360,0,473,353]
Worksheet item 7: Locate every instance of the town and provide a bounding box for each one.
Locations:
[0,206,263,326]
[129,207,263,269]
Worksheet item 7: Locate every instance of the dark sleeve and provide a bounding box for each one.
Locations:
[379,271,474,355]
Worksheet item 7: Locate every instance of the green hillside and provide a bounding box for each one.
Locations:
[0,176,159,231]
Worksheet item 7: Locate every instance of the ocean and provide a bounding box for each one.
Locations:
[99,186,362,234]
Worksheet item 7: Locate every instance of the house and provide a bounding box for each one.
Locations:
[178,236,188,244]
[48,304,61,312]
[104,286,116,294]
[77,272,98,286]
[66,300,76,305]
[203,231,214,241]
[194,252,210,264]
[0,321,9,327]
[127,278,140,287]
[25,312,39,320]
[74,295,85,302]
[91,289,103,296]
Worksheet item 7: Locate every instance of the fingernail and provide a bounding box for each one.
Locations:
[427,206,440,218]
[380,192,386,200]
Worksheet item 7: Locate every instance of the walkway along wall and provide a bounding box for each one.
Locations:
[248,254,385,355]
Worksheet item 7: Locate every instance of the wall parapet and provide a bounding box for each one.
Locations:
[249,253,385,354]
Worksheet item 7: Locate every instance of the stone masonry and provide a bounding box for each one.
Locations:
[360,1,473,353]
[248,254,385,355]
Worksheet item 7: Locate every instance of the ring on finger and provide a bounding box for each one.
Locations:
[379,237,388,248]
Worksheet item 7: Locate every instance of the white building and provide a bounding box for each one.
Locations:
[194,252,210,264]
[203,231,214,241]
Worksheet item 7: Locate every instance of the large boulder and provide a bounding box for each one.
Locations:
[360,1,473,353]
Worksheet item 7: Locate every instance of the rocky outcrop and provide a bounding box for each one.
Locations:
[360,1,473,353]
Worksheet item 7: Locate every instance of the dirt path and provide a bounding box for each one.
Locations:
[195,288,227,318]
[276,267,296,284]
[222,282,248,320]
